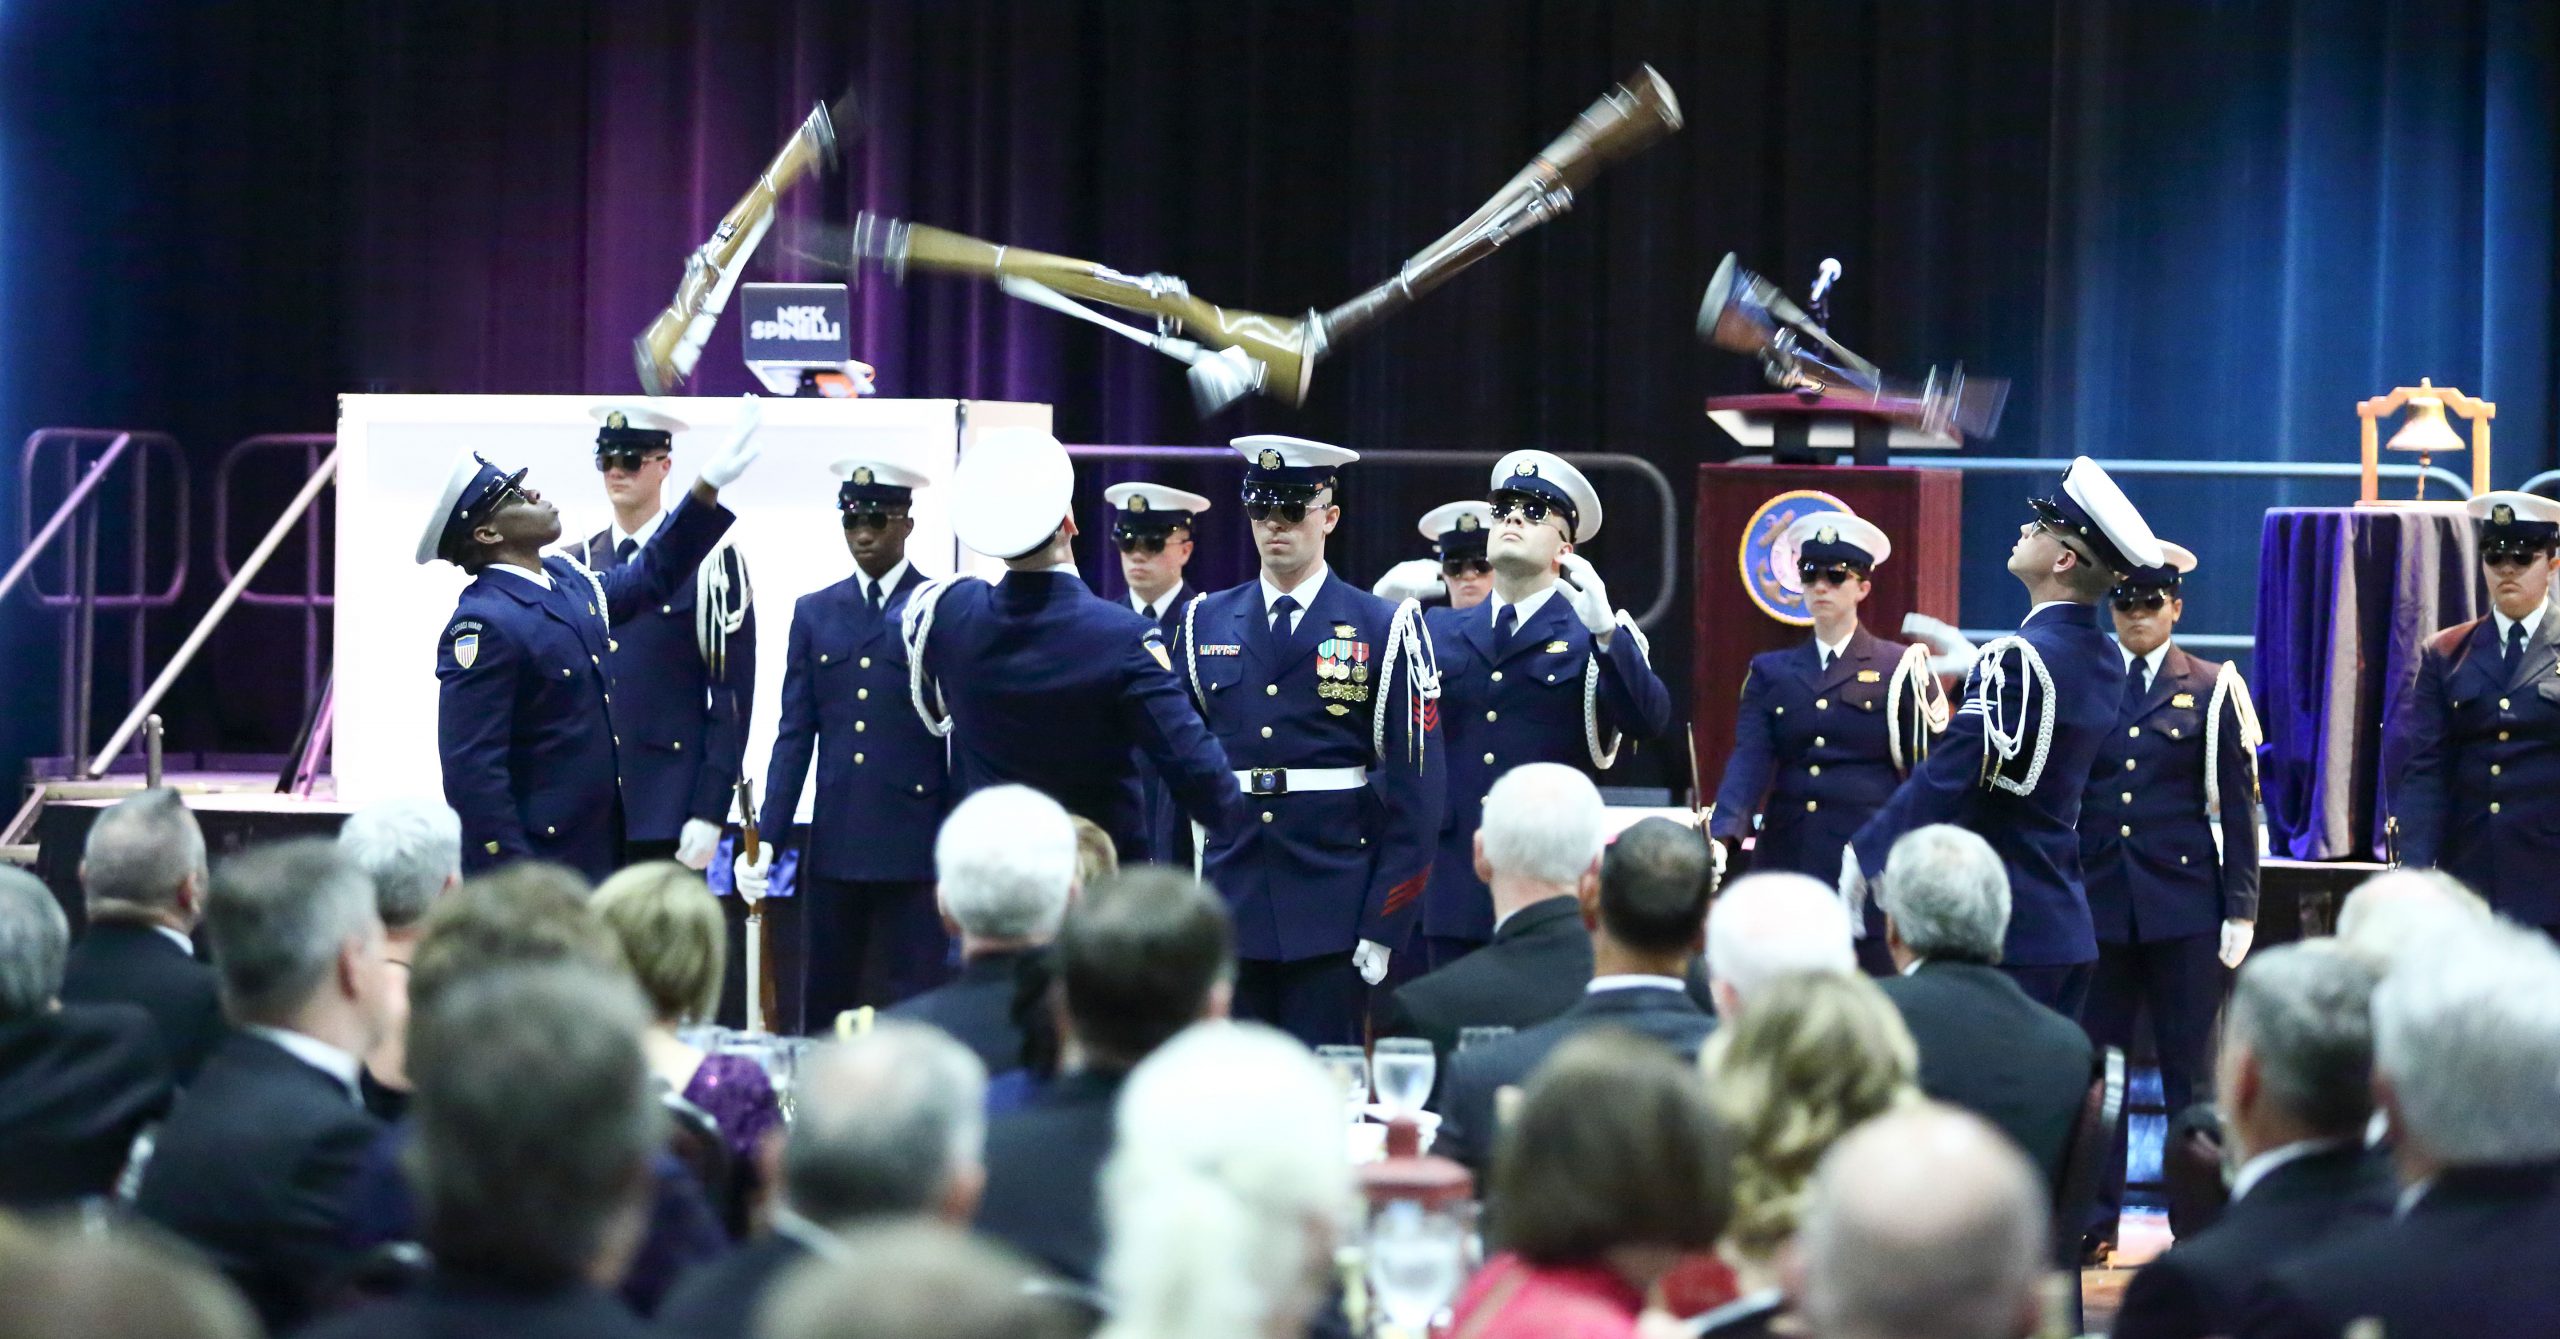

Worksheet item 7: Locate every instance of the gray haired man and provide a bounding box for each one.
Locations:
[60,788,223,1080]
[337,795,463,1107]
[0,866,173,1207]
[656,1020,990,1339]
[1874,823,2092,1198]
[1798,1103,2051,1339]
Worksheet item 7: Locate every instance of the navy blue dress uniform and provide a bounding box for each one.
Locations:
[575,406,756,865]
[1849,457,2164,1016]
[1370,500,1498,610]
[2391,491,2560,934]
[1712,510,1945,972]
[1108,481,1213,864]
[1171,436,1446,1045]
[422,452,734,881]
[1421,453,1671,967]
[2078,541,2263,1234]
[904,428,1242,865]
[751,458,951,1020]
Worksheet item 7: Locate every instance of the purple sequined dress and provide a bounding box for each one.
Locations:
[683,1052,783,1169]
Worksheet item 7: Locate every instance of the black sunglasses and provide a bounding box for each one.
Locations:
[1441,557,1492,578]
[1244,498,1312,525]
[1116,532,1170,555]
[841,510,907,533]
[2110,589,2170,612]
[1797,562,1861,588]
[2484,546,2549,569]
[1489,493,1561,527]
[595,448,670,473]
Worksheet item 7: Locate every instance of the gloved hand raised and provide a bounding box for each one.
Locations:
[1371,558,1445,605]
[1558,553,1617,639]
[696,395,765,492]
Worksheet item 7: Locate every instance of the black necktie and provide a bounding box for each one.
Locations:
[614,537,638,566]
[867,581,883,615]
[1142,602,1158,621]
[1270,594,1299,638]
[2507,621,2528,674]
[1821,645,1835,671]
[2125,659,2150,711]
[1495,603,1519,648]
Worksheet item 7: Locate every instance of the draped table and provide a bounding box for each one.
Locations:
[2252,505,2479,861]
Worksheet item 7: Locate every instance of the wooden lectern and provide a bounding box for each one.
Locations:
[1690,463,1964,803]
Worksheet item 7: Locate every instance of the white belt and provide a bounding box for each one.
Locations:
[1234,766,1369,797]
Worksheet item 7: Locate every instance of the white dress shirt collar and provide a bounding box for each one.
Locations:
[1490,582,1557,628]
[2120,641,2171,680]
[2493,601,2547,648]
[243,1024,365,1105]
[610,509,666,553]
[487,562,553,591]
[1586,974,1685,995]
[154,925,196,957]
[1261,564,1330,619]
[1817,628,1854,665]
[2229,1135,2356,1204]
[857,558,911,602]
[1129,584,1180,616]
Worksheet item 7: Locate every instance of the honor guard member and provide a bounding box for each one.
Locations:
[1107,481,1213,864]
[2391,490,2560,938]
[1418,454,1672,970]
[576,405,756,870]
[734,457,952,1019]
[423,407,760,881]
[1170,436,1446,1045]
[1372,501,1499,611]
[1711,509,1947,974]
[1845,458,2162,1016]
[902,429,1242,865]
[2076,539,2262,1247]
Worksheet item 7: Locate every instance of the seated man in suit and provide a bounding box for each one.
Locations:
[1376,763,1606,1061]
[1701,871,1857,1024]
[2243,920,2560,1338]
[60,787,225,1082]
[2116,943,2388,1339]
[658,1021,990,1339]
[133,839,395,1333]
[335,795,463,1116]
[300,962,660,1339]
[1872,823,2092,1198]
[1433,818,1720,1170]
[1795,1103,2050,1339]
[0,866,172,1208]
[976,867,1233,1284]
[885,786,1079,1075]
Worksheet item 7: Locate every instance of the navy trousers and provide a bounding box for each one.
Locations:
[800,876,952,1030]
[2004,960,2096,1021]
[2082,930,2225,1237]
[1235,954,1366,1048]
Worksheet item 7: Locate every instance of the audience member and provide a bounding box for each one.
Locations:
[0,1216,260,1339]
[2242,921,2560,1338]
[1069,814,1119,887]
[2114,943,2387,1339]
[1873,824,2092,1196]
[977,867,1233,1283]
[658,1021,990,1339]
[341,861,724,1317]
[1452,1030,1732,1339]
[336,795,463,1115]
[1435,818,1720,1169]
[301,962,664,1339]
[1703,970,1917,1301]
[1795,1103,2049,1339]
[2332,867,2490,967]
[756,1221,1083,1339]
[595,862,782,1174]
[888,786,1080,1075]
[1096,1022,1352,1339]
[133,838,394,1333]
[1702,871,1857,1020]
[0,867,171,1207]
[60,788,224,1081]
[1378,763,1606,1060]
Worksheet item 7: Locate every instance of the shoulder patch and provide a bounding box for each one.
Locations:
[451,633,480,669]
[1143,629,1173,672]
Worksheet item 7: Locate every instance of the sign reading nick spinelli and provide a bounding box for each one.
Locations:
[741,283,851,362]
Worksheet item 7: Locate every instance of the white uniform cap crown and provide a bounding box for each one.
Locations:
[1489,449,1604,542]
[952,428,1075,559]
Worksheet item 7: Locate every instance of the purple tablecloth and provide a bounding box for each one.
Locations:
[2253,505,2479,860]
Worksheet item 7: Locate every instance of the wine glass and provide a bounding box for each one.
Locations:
[1371,1037,1436,1121]
[1315,1044,1371,1119]
[1365,1200,1469,1338]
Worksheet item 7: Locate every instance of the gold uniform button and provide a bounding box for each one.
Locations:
[2501,697,2512,709]
[1775,706,1786,716]
[2501,731,2513,741]
[2124,759,2137,771]
[1813,736,1826,748]
[590,654,599,664]
[2128,726,2141,738]
[1260,726,1273,739]
[914,784,926,795]
[1816,697,1830,710]
[2120,824,2133,837]
[854,752,866,764]
[1265,685,1278,697]
[2492,764,2502,776]
[1809,765,1822,777]
[2180,855,2190,865]
[484,841,500,855]
[860,656,872,669]
[857,688,869,700]
[562,668,573,678]
[2492,802,2503,814]
[855,721,867,733]
[1483,752,1496,765]
[545,826,557,836]
[1485,710,1498,722]
[1490,671,1504,683]
[1806,800,1819,812]
[671,741,681,752]
[661,605,672,615]
[2122,792,2134,804]
[1261,811,1274,824]
[820,654,830,664]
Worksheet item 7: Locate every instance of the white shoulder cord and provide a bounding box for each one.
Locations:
[901,576,962,738]
[556,551,613,636]
[1966,635,2055,797]
[1885,641,1949,777]
[692,540,753,680]
[1583,612,1650,770]
[2205,660,2264,822]
[1180,592,1209,711]
[1372,598,1441,765]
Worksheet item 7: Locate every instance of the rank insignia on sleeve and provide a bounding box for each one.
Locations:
[1857,669,1882,683]
[2172,692,2196,708]
[452,634,479,669]
[1544,640,1570,654]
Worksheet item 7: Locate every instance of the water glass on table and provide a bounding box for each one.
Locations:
[1371,1037,1436,1121]
[1316,1044,1372,1120]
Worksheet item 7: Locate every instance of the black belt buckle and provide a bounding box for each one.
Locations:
[1249,767,1287,797]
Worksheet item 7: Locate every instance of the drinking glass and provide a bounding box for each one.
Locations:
[1454,1026,1515,1053]
[1371,1038,1436,1120]
[1315,1044,1371,1119]
[1365,1200,1469,1337]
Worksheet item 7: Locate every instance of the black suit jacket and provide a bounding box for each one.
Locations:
[1877,960,2092,1195]
[655,1233,812,1339]
[2240,1159,2560,1339]
[59,919,226,1082]
[1375,897,1591,1061]
[2114,1141,2388,1339]
[1430,985,1714,1171]
[301,1273,653,1339]
[975,1067,1127,1284]
[884,950,1028,1075]
[0,1002,173,1207]
[132,1031,383,1334]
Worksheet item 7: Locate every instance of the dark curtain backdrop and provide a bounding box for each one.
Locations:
[3,0,2556,788]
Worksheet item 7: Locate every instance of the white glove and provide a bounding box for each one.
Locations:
[1557,553,1615,638]
[1353,939,1391,985]
[675,819,722,871]
[2219,918,2255,969]
[697,395,765,490]
[1839,846,1871,936]
[1901,612,1980,678]
[1371,558,1446,604]
[733,846,772,905]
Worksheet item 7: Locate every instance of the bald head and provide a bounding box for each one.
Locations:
[2336,869,2490,969]
[1798,1103,2047,1339]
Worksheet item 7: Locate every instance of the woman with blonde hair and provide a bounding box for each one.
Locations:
[592,861,781,1174]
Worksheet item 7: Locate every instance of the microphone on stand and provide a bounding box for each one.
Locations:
[1808,258,1843,329]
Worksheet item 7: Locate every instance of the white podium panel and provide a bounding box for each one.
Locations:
[333,394,1052,819]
